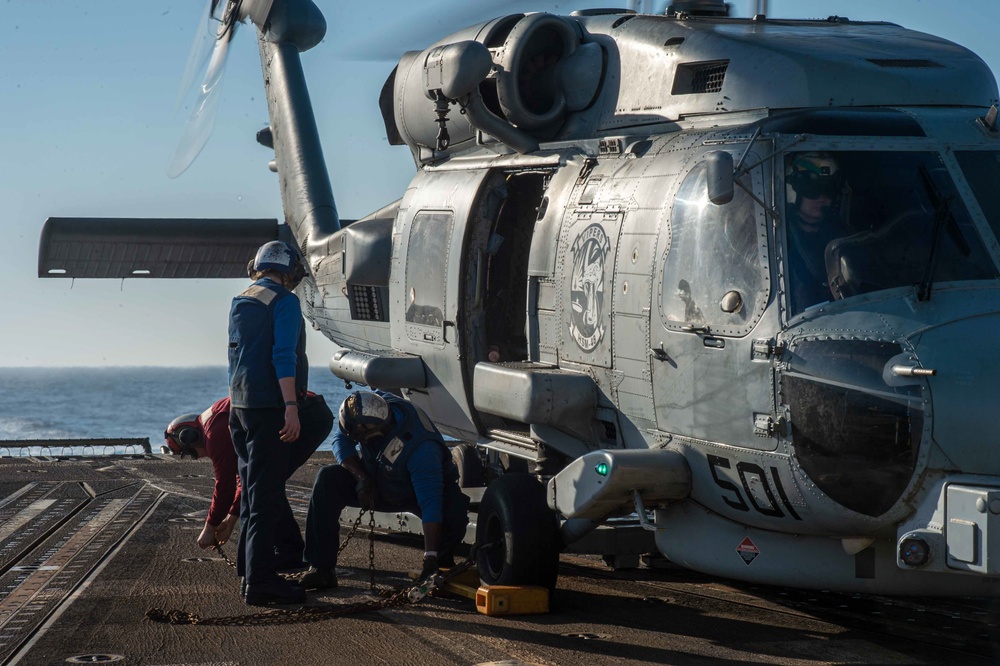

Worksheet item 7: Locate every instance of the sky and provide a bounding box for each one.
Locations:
[1,0,997,367]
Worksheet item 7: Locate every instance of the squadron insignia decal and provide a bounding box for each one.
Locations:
[569,224,611,352]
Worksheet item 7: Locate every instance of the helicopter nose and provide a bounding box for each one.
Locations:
[912,314,1000,475]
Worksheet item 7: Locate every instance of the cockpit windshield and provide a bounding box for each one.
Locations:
[784,151,998,314]
[955,151,1000,245]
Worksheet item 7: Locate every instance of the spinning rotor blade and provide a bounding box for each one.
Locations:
[167,2,239,178]
[173,0,216,114]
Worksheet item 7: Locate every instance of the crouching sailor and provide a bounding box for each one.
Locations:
[298,390,470,590]
[164,392,332,571]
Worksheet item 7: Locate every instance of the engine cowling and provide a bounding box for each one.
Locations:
[385,13,604,162]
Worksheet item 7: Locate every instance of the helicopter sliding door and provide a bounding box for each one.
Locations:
[391,168,492,439]
[651,148,777,450]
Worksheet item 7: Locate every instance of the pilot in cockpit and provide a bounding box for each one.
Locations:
[785,152,851,312]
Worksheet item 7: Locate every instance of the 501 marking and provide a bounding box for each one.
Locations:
[707,455,801,520]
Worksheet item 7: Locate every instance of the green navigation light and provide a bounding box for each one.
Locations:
[595,462,609,476]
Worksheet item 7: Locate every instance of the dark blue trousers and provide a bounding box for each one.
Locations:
[303,464,470,570]
[231,397,334,581]
[231,407,287,585]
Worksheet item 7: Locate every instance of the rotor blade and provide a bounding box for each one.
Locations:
[332,0,627,62]
[173,0,215,114]
[166,21,235,178]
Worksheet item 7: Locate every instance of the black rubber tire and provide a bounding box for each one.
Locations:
[476,472,561,589]
[451,443,485,488]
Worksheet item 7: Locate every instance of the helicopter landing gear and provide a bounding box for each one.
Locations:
[450,443,485,488]
[476,472,561,590]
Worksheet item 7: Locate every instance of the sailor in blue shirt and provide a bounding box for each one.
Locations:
[228,240,313,606]
[299,390,470,590]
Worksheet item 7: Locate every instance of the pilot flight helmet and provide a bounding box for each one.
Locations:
[339,392,393,441]
[164,413,203,458]
[786,152,844,206]
[248,241,305,284]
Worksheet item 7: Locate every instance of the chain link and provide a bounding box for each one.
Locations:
[212,541,236,568]
[339,509,366,557]
[146,583,427,626]
[148,510,480,626]
[146,557,478,626]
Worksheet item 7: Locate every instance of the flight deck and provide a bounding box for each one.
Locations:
[0,450,997,665]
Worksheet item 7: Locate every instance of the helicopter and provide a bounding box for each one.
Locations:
[37,0,1000,596]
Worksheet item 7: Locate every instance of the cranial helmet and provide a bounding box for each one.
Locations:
[339,392,392,441]
[164,413,203,458]
[248,240,304,280]
[786,152,844,206]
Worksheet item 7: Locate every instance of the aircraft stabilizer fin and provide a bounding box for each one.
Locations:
[38,217,279,279]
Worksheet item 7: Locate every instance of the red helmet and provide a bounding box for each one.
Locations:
[164,413,203,458]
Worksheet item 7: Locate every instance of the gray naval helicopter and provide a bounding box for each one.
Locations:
[38,0,1000,596]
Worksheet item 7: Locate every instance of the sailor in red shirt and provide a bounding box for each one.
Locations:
[165,393,333,569]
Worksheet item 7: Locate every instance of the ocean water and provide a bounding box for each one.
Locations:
[0,367,353,455]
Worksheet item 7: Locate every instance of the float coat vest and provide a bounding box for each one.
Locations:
[359,398,458,509]
[227,280,307,408]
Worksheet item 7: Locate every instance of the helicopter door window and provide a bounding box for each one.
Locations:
[784,151,997,314]
[661,161,768,336]
[405,211,453,332]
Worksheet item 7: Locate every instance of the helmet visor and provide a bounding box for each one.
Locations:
[348,420,385,441]
[163,430,183,455]
[794,171,844,200]
[163,427,199,458]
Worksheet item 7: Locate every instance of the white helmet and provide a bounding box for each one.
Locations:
[338,392,392,441]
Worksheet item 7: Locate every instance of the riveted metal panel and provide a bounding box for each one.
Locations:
[651,143,777,451]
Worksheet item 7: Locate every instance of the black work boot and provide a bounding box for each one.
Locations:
[298,567,338,591]
[244,579,307,606]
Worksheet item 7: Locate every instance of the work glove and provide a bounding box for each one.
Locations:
[356,476,376,510]
[418,555,439,583]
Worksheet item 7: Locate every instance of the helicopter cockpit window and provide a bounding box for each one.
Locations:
[784,151,997,314]
[405,211,453,328]
[661,162,767,336]
[955,151,1000,246]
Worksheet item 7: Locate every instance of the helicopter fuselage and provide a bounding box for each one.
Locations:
[274,8,1000,594]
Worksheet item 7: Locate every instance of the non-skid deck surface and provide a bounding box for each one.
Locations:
[0,453,995,665]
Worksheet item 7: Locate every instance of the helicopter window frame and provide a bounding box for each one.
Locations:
[658,150,772,338]
[403,209,455,342]
[954,150,1000,261]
